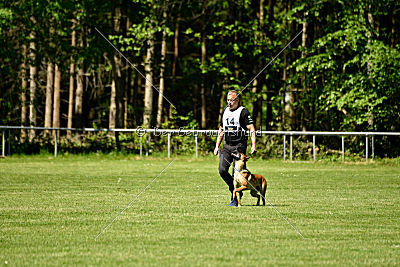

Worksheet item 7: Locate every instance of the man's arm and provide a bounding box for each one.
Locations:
[214,126,224,155]
[247,124,256,154]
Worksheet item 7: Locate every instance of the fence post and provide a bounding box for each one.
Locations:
[168,133,171,158]
[342,136,345,162]
[372,135,374,159]
[54,129,58,157]
[366,135,368,162]
[8,130,11,155]
[313,135,316,162]
[140,136,142,157]
[2,131,5,157]
[146,134,149,157]
[283,135,286,161]
[290,134,293,161]
[195,135,198,158]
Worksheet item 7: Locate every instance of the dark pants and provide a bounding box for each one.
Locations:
[218,143,247,199]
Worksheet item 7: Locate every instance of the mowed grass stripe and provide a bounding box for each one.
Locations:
[0,155,399,266]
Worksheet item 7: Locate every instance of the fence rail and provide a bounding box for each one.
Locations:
[1,126,400,161]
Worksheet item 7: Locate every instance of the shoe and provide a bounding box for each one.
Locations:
[228,199,238,207]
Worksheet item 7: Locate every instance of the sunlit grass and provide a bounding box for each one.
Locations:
[1,155,399,265]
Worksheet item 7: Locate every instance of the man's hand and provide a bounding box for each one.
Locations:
[214,126,223,156]
[251,144,257,154]
[213,146,219,155]
[247,124,256,154]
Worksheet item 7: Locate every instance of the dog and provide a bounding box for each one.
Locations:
[232,152,267,207]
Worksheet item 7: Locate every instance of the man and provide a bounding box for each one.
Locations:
[213,90,256,206]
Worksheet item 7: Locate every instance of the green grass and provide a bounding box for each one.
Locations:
[1,154,400,266]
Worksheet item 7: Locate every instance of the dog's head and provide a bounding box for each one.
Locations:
[231,152,250,162]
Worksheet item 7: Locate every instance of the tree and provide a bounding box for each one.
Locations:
[156,7,167,127]
[52,63,61,131]
[143,29,154,128]
[20,44,28,140]
[44,61,54,132]
[28,29,37,141]
[67,18,76,138]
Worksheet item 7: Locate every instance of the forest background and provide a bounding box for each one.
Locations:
[1,0,399,157]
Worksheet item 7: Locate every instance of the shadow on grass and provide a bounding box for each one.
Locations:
[239,203,290,207]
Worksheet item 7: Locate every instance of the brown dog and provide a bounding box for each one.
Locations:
[232,152,267,207]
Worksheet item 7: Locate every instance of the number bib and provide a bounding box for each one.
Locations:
[222,106,245,142]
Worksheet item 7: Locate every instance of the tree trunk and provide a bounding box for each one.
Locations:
[20,44,28,141]
[301,11,308,131]
[110,7,123,133]
[218,84,228,124]
[116,12,124,131]
[288,1,296,130]
[124,67,130,128]
[266,0,275,130]
[266,86,272,130]
[157,9,167,127]
[172,17,179,79]
[109,18,118,129]
[143,32,154,128]
[109,79,117,128]
[75,28,84,129]
[29,31,37,141]
[52,64,61,133]
[282,49,287,129]
[122,18,130,129]
[169,14,180,120]
[367,6,374,129]
[200,23,207,129]
[134,74,141,126]
[281,1,289,130]
[124,17,132,128]
[74,25,84,131]
[289,88,295,130]
[124,81,129,128]
[252,0,264,129]
[251,79,261,128]
[44,62,54,135]
[75,65,84,128]
[67,18,76,138]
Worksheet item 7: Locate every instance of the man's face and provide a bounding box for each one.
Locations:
[227,93,239,110]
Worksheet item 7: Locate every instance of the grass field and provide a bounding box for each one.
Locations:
[1,154,399,266]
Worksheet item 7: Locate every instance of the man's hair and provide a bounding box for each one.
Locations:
[227,90,239,99]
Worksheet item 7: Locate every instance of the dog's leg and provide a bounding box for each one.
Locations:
[251,174,263,206]
[233,186,247,207]
[235,191,241,206]
[261,177,267,206]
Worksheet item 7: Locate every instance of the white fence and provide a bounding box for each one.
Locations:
[1,126,400,161]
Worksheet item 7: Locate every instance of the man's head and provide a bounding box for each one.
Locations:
[227,90,240,110]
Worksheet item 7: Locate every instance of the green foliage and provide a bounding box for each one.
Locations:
[292,1,400,133]
[1,0,400,158]
[0,8,12,34]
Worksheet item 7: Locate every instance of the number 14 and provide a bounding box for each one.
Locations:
[226,118,235,125]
